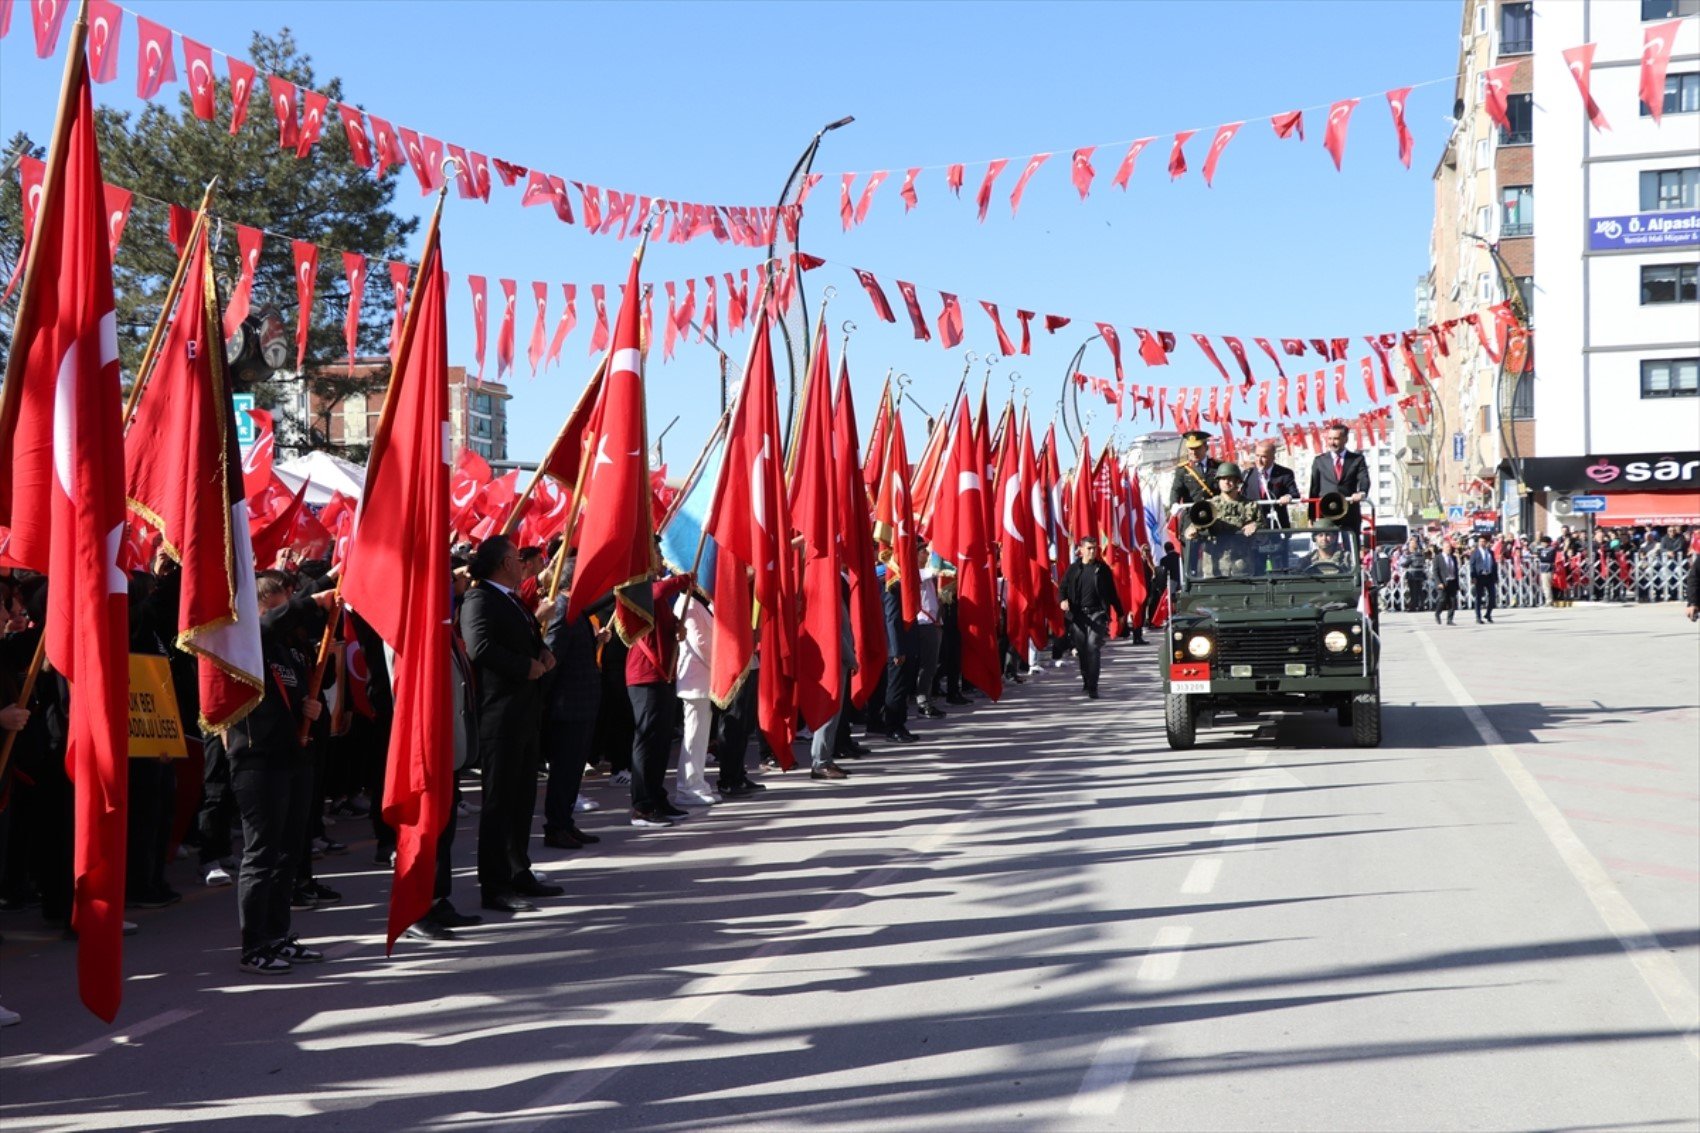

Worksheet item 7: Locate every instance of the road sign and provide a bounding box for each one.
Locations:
[1452,432,1466,461]
[1445,505,1465,522]
[232,393,256,446]
[1570,494,1607,514]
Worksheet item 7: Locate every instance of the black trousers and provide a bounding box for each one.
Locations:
[197,731,236,866]
[911,624,942,706]
[231,750,311,951]
[1472,577,1497,619]
[883,652,918,730]
[476,707,542,897]
[1435,578,1459,622]
[628,683,678,814]
[432,780,462,904]
[716,677,759,788]
[543,710,596,835]
[126,758,176,900]
[938,607,962,696]
[1070,618,1108,693]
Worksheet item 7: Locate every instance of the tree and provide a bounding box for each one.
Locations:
[1,29,418,460]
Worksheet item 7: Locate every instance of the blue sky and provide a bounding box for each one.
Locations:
[1,0,1459,467]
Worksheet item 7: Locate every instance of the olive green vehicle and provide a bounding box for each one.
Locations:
[1161,521,1382,749]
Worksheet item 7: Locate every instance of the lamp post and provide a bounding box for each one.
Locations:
[1462,230,1533,533]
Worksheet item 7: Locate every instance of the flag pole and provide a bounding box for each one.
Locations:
[296,182,450,744]
[546,210,658,606]
[0,0,92,786]
[499,354,608,538]
[121,178,220,427]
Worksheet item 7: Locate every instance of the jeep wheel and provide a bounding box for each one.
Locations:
[1351,691,1382,747]
[1165,694,1196,750]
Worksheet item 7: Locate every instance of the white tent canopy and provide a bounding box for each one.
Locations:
[273,450,366,507]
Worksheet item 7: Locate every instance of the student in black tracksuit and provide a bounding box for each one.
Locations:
[228,576,327,974]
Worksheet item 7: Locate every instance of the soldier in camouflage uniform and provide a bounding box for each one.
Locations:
[1184,463,1267,577]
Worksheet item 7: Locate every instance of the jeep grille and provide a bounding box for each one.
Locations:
[1211,625,1321,676]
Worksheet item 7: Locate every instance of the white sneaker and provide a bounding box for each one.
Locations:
[204,863,233,887]
[573,796,601,812]
[611,770,632,786]
[677,790,719,807]
[0,1003,20,1027]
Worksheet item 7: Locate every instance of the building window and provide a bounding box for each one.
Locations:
[1640,168,1700,211]
[1641,263,1699,304]
[1499,2,1532,53]
[1474,138,1489,169]
[1643,0,1699,18]
[1500,93,1533,144]
[1641,72,1700,117]
[1478,272,1494,303]
[1510,373,1536,419]
[472,392,492,414]
[1641,357,1699,398]
[1500,185,1533,237]
[1476,205,1494,238]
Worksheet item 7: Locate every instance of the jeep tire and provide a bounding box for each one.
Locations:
[1165,693,1196,750]
[1351,691,1381,747]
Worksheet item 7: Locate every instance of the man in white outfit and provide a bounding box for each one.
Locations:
[673,587,720,807]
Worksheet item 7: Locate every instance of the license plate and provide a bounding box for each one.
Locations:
[1171,680,1211,694]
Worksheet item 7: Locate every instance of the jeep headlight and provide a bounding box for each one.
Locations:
[1323,630,1350,653]
[1186,635,1214,659]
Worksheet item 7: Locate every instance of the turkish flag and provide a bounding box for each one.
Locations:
[88,0,122,84]
[1040,423,1069,601]
[1192,333,1232,383]
[467,274,488,379]
[31,0,69,56]
[340,219,453,954]
[340,105,373,168]
[946,163,964,196]
[533,356,603,493]
[1386,87,1414,169]
[526,282,548,377]
[397,127,434,194]
[387,261,410,362]
[469,152,492,201]
[1223,335,1254,385]
[860,381,891,504]
[587,283,609,356]
[1201,122,1241,187]
[839,172,856,231]
[789,322,843,730]
[1113,137,1153,189]
[1071,146,1097,199]
[241,406,275,499]
[341,252,366,373]
[1009,153,1050,216]
[102,183,131,255]
[1167,130,1196,180]
[1017,309,1036,355]
[227,57,257,135]
[367,114,405,174]
[563,251,656,643]
[834,355,887,707]
[976,158,1010,222]
[896,279,932,341]
[937,292,965,349]
[0,64,129,1022]
[1095,323,1125,382]
[994,406,1036,654]
[1271,109,1304,140]
[1563,44,1610,131]
[1253,337,1285,379]
[981,301,1017,356]
[1323,98,1358,171]
[900,167,920,211]
[267,75,299,150]
[178,38,217,122]
[295,89,328,158]
[935,393,1002,702]
[134,16,175,100]
[125,223,265,732]
[448,446,491,536]
[291,240,317,373]
[1482,63,1517,132]
[1134,327,1169,366]
[446,144,477,198]
[1018,414,1054,651]
[874,405,920,628]
[854,268,896,323]
[546,283,576,370]
[1641,21,1682,123]
[705,309,793,756]
[496,278,517,378]
[701,275,719,343]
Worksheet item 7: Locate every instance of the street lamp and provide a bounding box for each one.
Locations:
[1462,230,1533,530]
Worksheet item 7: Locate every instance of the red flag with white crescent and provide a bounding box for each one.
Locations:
[1482,63,1517,132]
[1271,109,1304,140]
[267,75,299,150]
[342,252,366,373]
[496,278,517,378]
[1563,44,1610,131]
[1323,98,1358,171]
[1009,153,1050,216]
[1640,21,1682,124]
[546,283,576,369]
[1386,87,1414,169]
[1071,146,1097,199]
[387,261,410,361]
[295,90,328,158]
[227,57,256,135]
[339,104,373,168]
[1113,137,1153,189]
[527,281,548,376]
[468,275,489,379]
[87,0,122,84]
[134,16,176,100]
[975,158,1010,222]
[291,240,317,373]
[1201,122,1241,187]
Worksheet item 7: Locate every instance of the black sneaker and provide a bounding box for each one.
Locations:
[658,802,689,819]
[295,880,343,906]
[274,937,324,964]
[240,946,292,975]
[631,809,673,828]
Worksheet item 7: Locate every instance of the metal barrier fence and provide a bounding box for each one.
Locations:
[1376,551,1694,612]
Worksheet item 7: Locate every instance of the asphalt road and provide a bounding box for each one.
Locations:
[1,602,1696,1132]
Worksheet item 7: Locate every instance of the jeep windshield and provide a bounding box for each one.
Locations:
[1184,529,1361,582]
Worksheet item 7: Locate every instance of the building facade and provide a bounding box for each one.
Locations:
[298,362,510,462]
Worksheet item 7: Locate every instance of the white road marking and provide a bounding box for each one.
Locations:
[1136,925,1194,983]
[1068,1035,1149,1116]
[1243,751,1269,765]
[1416,629,1700,1060]
[1180,856,1223,895]
[4,1008,201,1070]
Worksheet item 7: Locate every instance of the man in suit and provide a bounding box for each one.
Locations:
[459,535,559,914]
[1168,431,1216,521]
[880,550,920,743]
[1060,537,1124,699]
[1242,440,1299,530]
[1432,540,1462,625]
[1307,423,1371,530]
[1469,533,1498,624]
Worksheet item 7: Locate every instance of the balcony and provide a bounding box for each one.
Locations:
[1499,37,1532,55]
[1501,222,1533,238]
[1499,127,1532,146]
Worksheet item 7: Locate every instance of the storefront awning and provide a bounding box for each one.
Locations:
[1597,491,1700,526]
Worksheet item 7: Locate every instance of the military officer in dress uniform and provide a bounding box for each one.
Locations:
[1183,463,1266,577]
[1169,431,1217,519]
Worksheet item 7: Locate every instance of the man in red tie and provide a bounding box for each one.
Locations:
[1307,423,1370,530]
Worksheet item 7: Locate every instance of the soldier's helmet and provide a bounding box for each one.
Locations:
[1214,462,1242,480]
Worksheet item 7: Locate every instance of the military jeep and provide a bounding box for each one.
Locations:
[1162,524,1381,749]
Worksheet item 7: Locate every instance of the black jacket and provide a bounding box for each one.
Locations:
[1308,449,1371,528]
[459,582,545,735]
[1241,462,1299,528]
[544,603,602,723]
[1060,559,1123,628]
[882,578,914,658]
[223,597,318,760]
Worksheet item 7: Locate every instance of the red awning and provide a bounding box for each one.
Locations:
[1597,490,1700,526]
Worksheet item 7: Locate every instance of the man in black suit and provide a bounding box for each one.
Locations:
[1242,440,1299,530]
[1060,537,1124,699]
[1468,533,1498,624]
[459,535,559,913]
[880,550,919,743]
[1307,423,1371,530]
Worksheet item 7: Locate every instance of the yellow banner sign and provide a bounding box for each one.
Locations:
[129,654,187,759]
